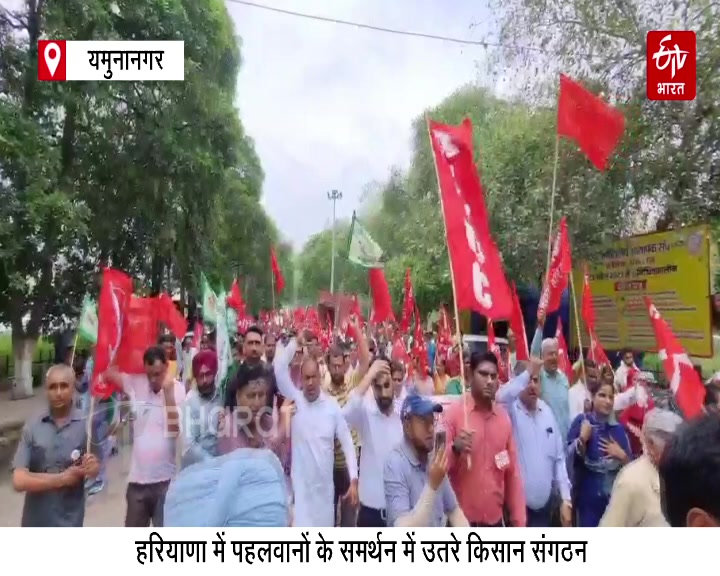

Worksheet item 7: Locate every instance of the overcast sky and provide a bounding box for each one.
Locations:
[226,0,497,247]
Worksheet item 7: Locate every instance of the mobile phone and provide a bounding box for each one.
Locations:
[435,430,447,452]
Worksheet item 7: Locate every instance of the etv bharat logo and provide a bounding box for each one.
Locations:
[652,34,688,79]
[646,31,696,101]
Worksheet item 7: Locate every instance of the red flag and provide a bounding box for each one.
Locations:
[158,293,187,339]
[304,306,321,335]
[556,319,573,381]
[487,320,509,383]
[580,264,610,366]
[428,118,513,320]
[369,268,395,324]
[399,268,416,333]
[270,247,285,293]
[411,305,428,377]
[509,283,530,361]
[645,297,705,418]
[557,74,626,171]
[580,263,596,330]
[116,296,160,374]
[192,320,204,348]
[92,268,133,399]
[539,217,572,315]
[227,279,246,315]
[588,330,611,367]
[438,305,452,347]
[342,294,365,341]
[391,337,409,363]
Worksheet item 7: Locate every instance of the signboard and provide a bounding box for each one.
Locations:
[570,225,712,357]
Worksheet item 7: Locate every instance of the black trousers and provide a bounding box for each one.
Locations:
[357,504,387,527]
[526,505,553,527]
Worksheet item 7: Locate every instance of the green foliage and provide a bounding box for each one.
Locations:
[0,0,291,345]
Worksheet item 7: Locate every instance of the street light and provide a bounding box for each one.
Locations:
[327,189,343,294]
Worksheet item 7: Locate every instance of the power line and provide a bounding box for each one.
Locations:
[224,0,547,54]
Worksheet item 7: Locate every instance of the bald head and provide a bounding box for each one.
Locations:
[45,363,76,413]
[541,337,559,372]
[46,363,75,385]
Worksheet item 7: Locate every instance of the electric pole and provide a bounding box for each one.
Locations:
[327,189,342,294]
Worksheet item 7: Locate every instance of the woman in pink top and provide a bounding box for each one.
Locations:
[217,363,292,461]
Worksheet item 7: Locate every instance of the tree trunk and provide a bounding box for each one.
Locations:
[11,334,37,400]
[150,251,163,295]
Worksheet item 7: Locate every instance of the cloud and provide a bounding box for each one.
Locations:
[227,0,495,247]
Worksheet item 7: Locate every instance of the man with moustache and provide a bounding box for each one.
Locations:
[342,357,403,526]
[181,349,222,468]
[384,392,468,527]
[274,334,358,526]
[497,359,572,527]
[445,352,526,527]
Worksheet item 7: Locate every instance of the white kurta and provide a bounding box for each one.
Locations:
[274,339,358,527]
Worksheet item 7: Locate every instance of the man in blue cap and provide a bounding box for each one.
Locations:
[383,392,469,527]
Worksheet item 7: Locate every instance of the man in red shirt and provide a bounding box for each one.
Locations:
[444,351,526,527]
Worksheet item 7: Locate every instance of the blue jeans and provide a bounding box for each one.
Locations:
[91,404,112,484]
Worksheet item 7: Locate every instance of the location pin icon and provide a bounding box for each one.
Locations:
[44,42,61,78]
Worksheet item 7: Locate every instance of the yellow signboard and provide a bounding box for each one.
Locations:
[570,225,712,358]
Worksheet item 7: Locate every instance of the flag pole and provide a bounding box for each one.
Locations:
[271,264,276,311]
[68,330,80,367]
[569,271,585,376]
[548,135,585,377]
[546,135,560,272]
[426,117,471,469]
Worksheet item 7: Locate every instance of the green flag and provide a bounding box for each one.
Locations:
[347,211,384,267]
[215,291,232,398]
[226,306,238,336]
[78,295,98,343]
[201,272,218,325]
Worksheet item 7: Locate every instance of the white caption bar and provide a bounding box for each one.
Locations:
[66,41,184,81]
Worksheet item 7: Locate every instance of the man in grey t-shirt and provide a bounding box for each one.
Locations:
[12,364,100,527]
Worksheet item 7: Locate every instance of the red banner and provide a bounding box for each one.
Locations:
[92,268,133,398]
[116,296,160,375]
[539,216,572,315]
[399,268,415,333]
[645,297,705,418]
[428,118,512,319]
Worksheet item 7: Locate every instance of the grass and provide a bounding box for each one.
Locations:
[0,334,58,385]
[0,333,55,362]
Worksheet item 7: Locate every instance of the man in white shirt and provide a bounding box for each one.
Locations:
[274,335,358,526]
[105,346,185,527]
[614,348,637,390]
[568,359,643,421]
[343,357,403,527]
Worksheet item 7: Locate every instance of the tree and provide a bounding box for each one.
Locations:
[0,0,285,396]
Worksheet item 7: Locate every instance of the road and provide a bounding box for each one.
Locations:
[0,448,131,527]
